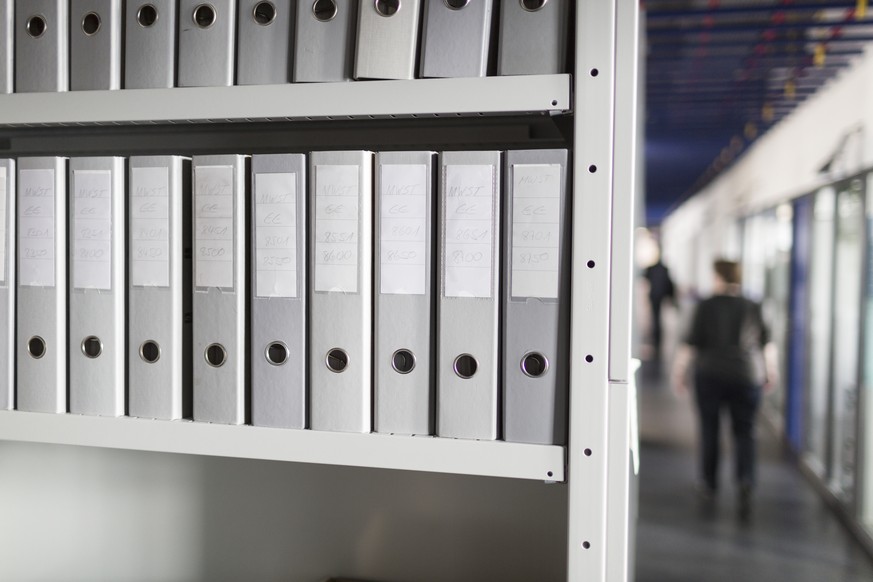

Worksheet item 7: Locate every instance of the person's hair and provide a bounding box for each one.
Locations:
[713,259,741,285]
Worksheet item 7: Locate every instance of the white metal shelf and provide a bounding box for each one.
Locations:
[0,75,571,127]
[0,410,565,482]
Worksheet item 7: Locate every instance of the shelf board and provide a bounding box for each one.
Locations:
[0,75,571,127]
[0,410,565,482]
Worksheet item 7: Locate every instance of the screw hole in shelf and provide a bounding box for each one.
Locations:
[551,99,559,107]
[547,470,554,478]
[588,164,597,173]
[584,448,592,457]
[590,68,599,77]
[583,541,591,550]
[587,260,595,269]
[585,355,594,363]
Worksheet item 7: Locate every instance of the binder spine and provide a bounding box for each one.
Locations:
[251,153,307,429]
[192,155,248,424]
[69,157,126,417]
[436,150,501,440]
[420,0,493,79]
[69,0,122,90]
[374,151,435,436]
[178,0,237,87]
[0,159,14,409]
[14,0,69,92]
[293,0,358,82]
[124,0,177,89]
[503,149,570,445]
[0,0,12,93]
[16,157,67,413]
[354,0,420,80]
[236,0,294,85]
[497,0,569,76]
[309,150,373,433]
[128,156,189,420]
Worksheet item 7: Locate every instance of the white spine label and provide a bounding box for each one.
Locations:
[314,165,359,293]
[380,164,428,295]
[255,172,298,298]
[511,164,562,299]
[19,169,56,288]
[73,170,113,290]
[195,165,235,290]
[444,164,495,298]
[0,167,6,285]
[131,167,170,288]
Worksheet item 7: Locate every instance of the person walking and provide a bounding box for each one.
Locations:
[671,259,779,520]
[644,255,675,359]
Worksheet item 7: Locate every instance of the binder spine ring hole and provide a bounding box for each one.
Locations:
[266,342,289,366]
[443,0,470,9]
[326,348,349,373]
[137,4,159,27]
[140,341,161,363]
[81,336,103,359]
[312,0,338,21]
[521,0,547,11]
[82,12,101,36]
[27,336,47,359]
[453,354,478,379]
[193,4,217,28]
[253,1,277,25]
[521,352,549,378]
[391,349,416,374]
[205,343,227,367]
[375,0,401,17]
[26,15,47,39]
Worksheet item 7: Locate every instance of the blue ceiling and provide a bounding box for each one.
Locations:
[644,0,873,224]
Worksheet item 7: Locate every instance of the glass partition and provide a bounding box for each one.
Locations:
[862,174,873,528]
[805,187,836,476]
[828,178,865,505]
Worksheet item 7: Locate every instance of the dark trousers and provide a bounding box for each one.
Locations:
[649,298,663,355]
[694,373,761,490]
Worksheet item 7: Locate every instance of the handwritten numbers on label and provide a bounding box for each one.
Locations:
[19,169,56,288]
[0,167,6,285]
[131,167,171,287]
[444,164,495,298]
[314,165,359,293]
[255,172,298,298]
[380,164,427,295]
[511,164,562,299]
[195,165,235,289]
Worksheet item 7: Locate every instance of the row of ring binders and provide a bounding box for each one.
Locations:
[0,0,570,93]
[0,149,569,444]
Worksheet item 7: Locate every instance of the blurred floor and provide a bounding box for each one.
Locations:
[634,357,873,582]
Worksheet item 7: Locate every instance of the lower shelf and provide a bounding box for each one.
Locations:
[0,410,565,482]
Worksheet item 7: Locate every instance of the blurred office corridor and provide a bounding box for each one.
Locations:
[633,303,873,581]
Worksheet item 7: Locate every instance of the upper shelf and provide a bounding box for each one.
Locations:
[0,74,571,127]
[0,410,565,482]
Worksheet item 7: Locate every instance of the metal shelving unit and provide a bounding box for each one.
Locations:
[0,3,638,581]
[0,410,564,481]
[0,74,570,126]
